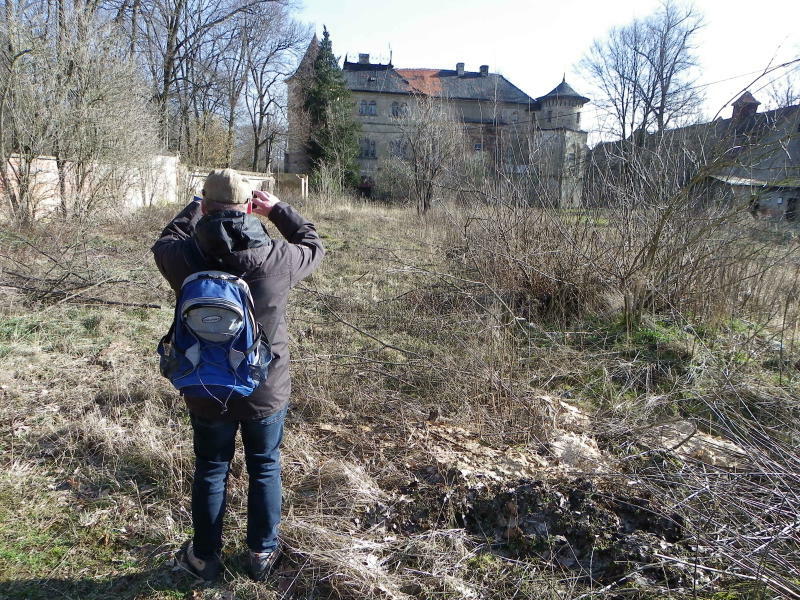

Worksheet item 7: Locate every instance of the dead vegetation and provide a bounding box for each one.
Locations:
[0,196,798,599]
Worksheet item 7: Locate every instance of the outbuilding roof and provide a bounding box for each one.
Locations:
[732,91,760,107]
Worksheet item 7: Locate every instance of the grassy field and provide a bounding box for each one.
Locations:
[0,197,798,599]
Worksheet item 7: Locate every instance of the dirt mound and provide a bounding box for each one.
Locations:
[464,479,693,585]
[381,476,706,589]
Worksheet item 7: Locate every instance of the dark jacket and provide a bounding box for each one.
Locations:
[151,198,324,420]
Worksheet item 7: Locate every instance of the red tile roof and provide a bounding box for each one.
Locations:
[395,69,444,96]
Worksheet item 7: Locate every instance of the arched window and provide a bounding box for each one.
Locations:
[368,101,377,116]
[391,102,400,117]
[359,100,368,115]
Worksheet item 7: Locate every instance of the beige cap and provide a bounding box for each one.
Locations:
[202,168,250,205]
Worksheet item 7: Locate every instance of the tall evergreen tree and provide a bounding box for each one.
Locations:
[303,26,360,189]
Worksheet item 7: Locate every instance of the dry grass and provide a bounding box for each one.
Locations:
[0,195,798,599]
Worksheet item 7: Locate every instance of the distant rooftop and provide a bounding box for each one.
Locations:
[342,57,537,106]
[538,77,590,104]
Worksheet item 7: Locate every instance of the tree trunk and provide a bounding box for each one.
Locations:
[263,134,273,172]
[159,0,186,139]
[56,157,68,218]
[129,0,140,57]
[225,105,236,167]
[251,135,260,172]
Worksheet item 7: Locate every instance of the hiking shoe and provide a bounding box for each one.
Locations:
[176,540,222,582]
[247,546,280,582]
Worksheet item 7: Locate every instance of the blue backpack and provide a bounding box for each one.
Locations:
[158,270,272,411]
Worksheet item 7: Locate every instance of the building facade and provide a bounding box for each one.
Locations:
[285,41,590,206]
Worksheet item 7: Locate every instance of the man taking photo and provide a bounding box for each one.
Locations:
[152,168,324,581]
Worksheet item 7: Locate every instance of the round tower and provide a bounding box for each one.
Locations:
[537,77,589,130]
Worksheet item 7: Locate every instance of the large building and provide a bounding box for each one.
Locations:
[285,39,590,205]
[586,91,800,219]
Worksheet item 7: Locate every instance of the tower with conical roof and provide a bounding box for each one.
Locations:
[284,35,319,174]
[537,76,590,131]
[530,77,590,207]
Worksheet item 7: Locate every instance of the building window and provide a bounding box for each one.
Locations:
[786,197,797,221]
[547,110,553,123]
[359,100,377,116]
[576,112,581,126]
[390,139,407,158]
[360,137,376,159]
[392,102,408,117]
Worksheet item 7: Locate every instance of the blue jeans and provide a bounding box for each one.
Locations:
[190,407,286,559]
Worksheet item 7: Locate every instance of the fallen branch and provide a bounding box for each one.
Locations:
[0,282,160,309]
[52,275,122,306]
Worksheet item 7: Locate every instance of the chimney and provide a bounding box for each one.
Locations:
[479,65,489,77]
[456,62,465,77]
[358,53,370,64]
[731,91,760,121]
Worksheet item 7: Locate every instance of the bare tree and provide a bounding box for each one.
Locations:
[242,4,308,171]
[113,0,290,143]
[173,14,231,165]
[581,23,648,141]
[392,95,466,214]
[220,26,249,166]
[0,26,59,224]
[639,1,704,132]
[765,63,800,109]
[0,5,157,223]
[580,0,703,140]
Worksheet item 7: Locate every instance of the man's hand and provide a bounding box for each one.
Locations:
[251,190,281,217]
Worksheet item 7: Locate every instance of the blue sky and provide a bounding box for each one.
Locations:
[297,0,799,137]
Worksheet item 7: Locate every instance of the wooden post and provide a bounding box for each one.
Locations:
[296,174,308,199]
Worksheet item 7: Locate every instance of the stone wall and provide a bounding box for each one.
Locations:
[2,154,280,217]
[1,154,180,217]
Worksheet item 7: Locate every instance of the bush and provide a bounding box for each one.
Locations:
[442,199,798,330]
